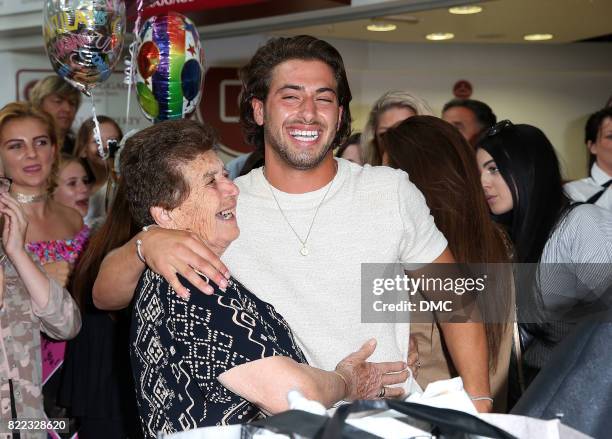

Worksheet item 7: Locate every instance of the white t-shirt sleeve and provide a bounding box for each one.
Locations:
[396,171,448,265]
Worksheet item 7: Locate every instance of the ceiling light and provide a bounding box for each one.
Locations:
[367,22,397,32]
[523,33,554,41]
[426,32,455,41]
[449,5,483,15]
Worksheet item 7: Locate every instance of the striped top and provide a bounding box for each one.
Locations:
[524,204,612,373]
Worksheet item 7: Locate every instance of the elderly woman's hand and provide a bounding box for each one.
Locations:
[138,226,230,298]
[335,339,410,401]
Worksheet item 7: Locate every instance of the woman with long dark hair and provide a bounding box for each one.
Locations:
[59,180,142,438]
[476,121,612,385]
[380,115,514,411]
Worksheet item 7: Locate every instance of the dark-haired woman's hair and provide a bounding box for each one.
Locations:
[584,107,612,172]
[477,124,571,264]
[239,146,265,177]
[336,132,361,159]
[380,115,512,369]
[71,179,138,310]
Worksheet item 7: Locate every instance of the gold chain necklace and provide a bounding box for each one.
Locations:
[263,164,337,256]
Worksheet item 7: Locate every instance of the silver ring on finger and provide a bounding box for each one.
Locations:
[378,387,386,398]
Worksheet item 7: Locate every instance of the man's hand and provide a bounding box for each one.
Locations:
[43,261,71,288]
[335,339,409,401]
[138,227,230,298]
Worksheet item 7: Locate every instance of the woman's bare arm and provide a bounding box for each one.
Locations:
[218,340,409,413]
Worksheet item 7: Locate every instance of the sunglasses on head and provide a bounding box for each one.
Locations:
[487,119,513,137]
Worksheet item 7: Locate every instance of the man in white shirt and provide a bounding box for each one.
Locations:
[92,35,491,411]
[565,107,612,210]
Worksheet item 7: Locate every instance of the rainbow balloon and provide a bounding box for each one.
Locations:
[135,12,204,122]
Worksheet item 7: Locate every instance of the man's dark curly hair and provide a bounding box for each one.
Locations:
[239,35,352,151]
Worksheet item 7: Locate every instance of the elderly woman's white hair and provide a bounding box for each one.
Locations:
[361,90,433,166]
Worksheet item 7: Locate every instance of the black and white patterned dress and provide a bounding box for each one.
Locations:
[130,270,307,438]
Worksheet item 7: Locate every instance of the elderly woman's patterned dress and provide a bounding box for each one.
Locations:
[26,226,89,438]
[131,270,307,438]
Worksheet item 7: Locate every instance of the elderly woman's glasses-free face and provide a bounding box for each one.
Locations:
[0,177,12,194]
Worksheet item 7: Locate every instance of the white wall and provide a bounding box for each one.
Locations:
[2,37,611,179]
[342,40,612,179]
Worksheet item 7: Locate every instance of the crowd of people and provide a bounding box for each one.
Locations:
[0,34,610,438]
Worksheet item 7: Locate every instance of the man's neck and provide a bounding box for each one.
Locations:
[263,150,337,194]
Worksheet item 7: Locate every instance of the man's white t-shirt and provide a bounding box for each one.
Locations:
[222,158,447,371]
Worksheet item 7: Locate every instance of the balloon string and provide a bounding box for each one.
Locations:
[124,0,144,129]
[90,93,107,160]
[124,41,137,126]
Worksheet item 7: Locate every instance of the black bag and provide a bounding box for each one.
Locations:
[512,321,612,439]
[247,399,516,439]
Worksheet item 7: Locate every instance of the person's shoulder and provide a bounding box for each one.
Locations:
[50,200,84,233]
[563,177,593,197]
[558,204,611,238]
[233,166,260,192]
[566,203,607,221]
[343,159,408,187]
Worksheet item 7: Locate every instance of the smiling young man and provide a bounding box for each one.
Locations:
[93,35,492,411]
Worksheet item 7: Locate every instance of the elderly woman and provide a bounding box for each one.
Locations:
[361,90,433,166]
[96,120,408,437]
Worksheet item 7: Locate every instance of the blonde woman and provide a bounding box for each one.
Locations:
[361,90,433,166]
[0,102,88,438]
[0,176,80,436]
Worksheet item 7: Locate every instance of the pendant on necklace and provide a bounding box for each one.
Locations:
[300,246,309,256]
